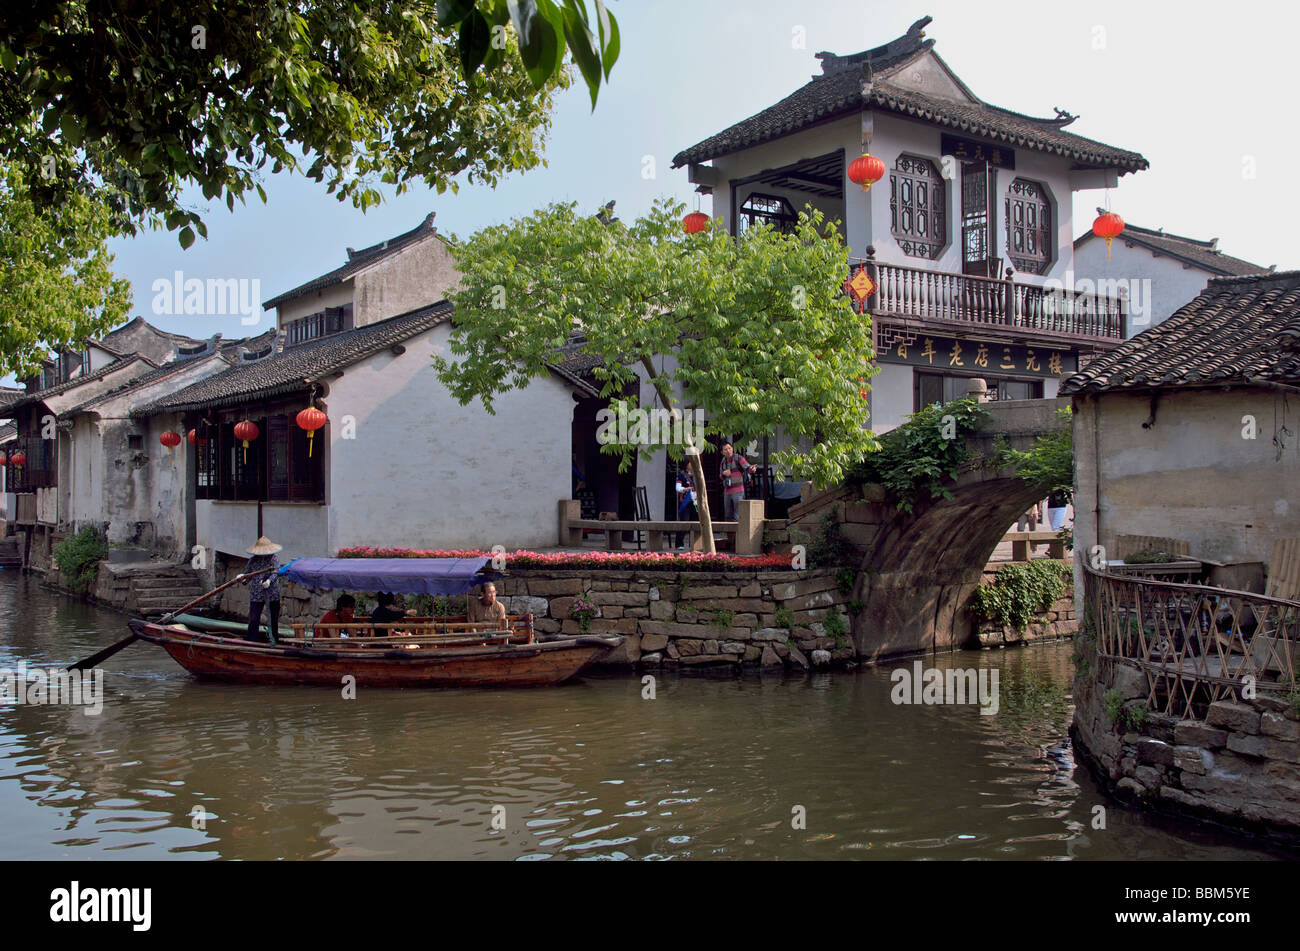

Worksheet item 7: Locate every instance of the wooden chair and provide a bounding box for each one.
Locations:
[633,485,651,551]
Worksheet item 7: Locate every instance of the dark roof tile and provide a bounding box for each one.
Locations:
[1075,218,1271,277]
[1059,271,1300,395]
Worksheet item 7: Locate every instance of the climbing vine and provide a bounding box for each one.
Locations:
[967,558,1071,631]
[847,397,990,513]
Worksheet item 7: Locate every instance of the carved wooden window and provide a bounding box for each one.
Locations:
[890,156,947,259]
[738,193,797,234]
[1006,179,1052,274]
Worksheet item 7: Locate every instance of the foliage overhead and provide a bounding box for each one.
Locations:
[847,397,990,513]
[0,159,132,378]
[0,0,616,244]
[1000,406,1073,495]
[435,198,879,488]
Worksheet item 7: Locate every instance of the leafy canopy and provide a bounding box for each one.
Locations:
[1001,406,1073,494]
[0,158,131,378]
[0,0,617,245]
[435,198,879,488]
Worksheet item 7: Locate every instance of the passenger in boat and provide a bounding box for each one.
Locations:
[369,592,416,638]
[467,582,508,629]
[318,595,357,638]
[243,536,282,644]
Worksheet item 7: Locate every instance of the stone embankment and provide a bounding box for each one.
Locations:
[1073,633,1300,838]
[211,562,855,671]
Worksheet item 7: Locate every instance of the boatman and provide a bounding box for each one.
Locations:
[467,582,508,629]
[243,536,282,644]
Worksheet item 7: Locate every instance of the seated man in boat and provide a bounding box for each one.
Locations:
[317,595,358,638]
[466,582,508,630]
[369,591,416,638]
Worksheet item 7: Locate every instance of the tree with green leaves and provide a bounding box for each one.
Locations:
[0,0,619,246]
[0,158,131,378]
[1002,406,1073,494]
[435,199,879,553]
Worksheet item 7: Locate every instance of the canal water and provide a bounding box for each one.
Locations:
[1,574,1289,860]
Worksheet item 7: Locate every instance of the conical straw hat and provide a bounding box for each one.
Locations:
[246,536,282,555]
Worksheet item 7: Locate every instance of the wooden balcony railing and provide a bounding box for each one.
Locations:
[1083,565,1300,721]
[857,253,1124,340]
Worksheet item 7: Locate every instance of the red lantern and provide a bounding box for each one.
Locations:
[682,211,709,235]
[1092,212,1125,260]
[233,419,259,462]
[187,428,209,447]
[160,430,182,452]
[11,451,26,468]
[295,407,327,458]
[847,153,885,192]
[0,451,6,466]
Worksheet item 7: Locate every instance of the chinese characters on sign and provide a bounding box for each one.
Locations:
[878,333,1076,377]
[940,134,1016,170]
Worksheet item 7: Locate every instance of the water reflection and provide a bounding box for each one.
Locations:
[0,574,1290,860]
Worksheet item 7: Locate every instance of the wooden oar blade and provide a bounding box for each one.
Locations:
[67,633,139,671]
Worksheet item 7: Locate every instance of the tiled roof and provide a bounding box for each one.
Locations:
[0,387,23,411]
[134,302,455,415]
[672,20,1147,174]
[262,213,439,309]
[68,351,229,416]
[9,355,154,411]
[0,423,15,444]
[1075,218,1272,277]
[1059,271,1300,395]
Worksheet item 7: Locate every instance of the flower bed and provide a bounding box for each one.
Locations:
[335,546,795,571]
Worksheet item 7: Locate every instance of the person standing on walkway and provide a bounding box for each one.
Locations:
[243,536,282,644]
[675,466,697,549]
[1048,488,1072,531]
[719,443,754,522]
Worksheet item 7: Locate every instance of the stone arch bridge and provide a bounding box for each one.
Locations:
[785,398,1070,661]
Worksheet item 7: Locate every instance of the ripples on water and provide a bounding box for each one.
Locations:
[0,574,1288,860]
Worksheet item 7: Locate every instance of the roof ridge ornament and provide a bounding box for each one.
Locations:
[815,14,931,77]
[1052,106,1077,126]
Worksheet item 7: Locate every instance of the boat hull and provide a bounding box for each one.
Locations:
[128,619,620,687]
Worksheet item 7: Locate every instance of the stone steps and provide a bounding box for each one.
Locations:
[127,565,205,616]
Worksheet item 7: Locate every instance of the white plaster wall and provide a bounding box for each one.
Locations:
[197,500,329,563]
[868,362,915,432]
[353,234,460,327]
[325,323,576,550]
[709,111,1079,283]
[1073,236,1212,336]
[1072,388,1300,568]
[276,282,355,327]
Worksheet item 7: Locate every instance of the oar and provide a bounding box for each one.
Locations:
[67,567,276,671]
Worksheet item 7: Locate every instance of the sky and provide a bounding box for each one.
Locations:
[102,0,1300,344]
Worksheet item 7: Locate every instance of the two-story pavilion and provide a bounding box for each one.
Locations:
[672,16,1147,445]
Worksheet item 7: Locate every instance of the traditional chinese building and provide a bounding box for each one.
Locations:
[1073,215,1273,337]
[671,15,1146,465]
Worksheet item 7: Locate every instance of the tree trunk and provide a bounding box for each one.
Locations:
[640,356,716,554]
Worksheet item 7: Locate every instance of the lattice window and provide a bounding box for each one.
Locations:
[890,156,947,259]
[1006,179,1052,274]
[738,193,797,234]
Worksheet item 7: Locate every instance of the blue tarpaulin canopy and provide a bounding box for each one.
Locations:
[281,558,501,596]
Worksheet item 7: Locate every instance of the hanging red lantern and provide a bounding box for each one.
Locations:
[159,430,182,452]
[11,451,26,468]
[682,211,709,234]
[187,428,209,447]
[1092,212,1125,260]
[295,407,327,458]
[847,153,885,192]
[0,451,7,467]
[233,419,259,463]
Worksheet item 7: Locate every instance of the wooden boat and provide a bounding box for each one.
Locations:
[120,557,622,687]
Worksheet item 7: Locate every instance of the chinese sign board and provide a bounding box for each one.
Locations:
[941,134,1015,170]
[877,334,1077,378]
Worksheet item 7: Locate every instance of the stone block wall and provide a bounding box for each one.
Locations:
[973,566,1077,648]
[209,558,853,671]
[1073,634,1300,839]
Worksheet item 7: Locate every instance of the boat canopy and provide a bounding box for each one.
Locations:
[281,558,502,596]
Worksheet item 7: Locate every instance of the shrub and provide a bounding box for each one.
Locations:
[1125,548,1177,565]
[967,559,1070,631]
[709,608,735,629]
[570,592,599,634]
[773,606,795,630]
[834,566,856,594]
[822,610,849,647]
[846,397,990,513]
[53,526,107,594]
[807,514,854,569]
